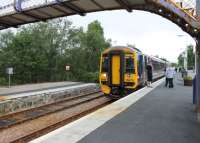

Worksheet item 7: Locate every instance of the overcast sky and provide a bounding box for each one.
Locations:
[68,10,196,63]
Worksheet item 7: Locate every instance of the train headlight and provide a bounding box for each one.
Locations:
[102,73,107,78]
[101,73,107,80]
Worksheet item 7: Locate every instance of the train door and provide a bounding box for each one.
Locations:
[112,55,121,85]
[144,56,148,83]
[138,54,145,84]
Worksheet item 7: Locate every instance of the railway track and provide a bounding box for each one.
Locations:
[0,90,112,143]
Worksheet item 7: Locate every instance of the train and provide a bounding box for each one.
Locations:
[99,46,167,98]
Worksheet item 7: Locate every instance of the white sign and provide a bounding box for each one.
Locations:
[66,66,70,71]
[6,67,13,75]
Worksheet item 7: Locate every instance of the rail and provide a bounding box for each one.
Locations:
[0,90,112,143]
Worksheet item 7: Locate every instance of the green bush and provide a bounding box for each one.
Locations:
[81,72,99,83]
[0,77,7,86]
[184,76,192,81]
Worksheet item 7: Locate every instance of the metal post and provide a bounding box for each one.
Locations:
[195,37,200,121]
[8,74,11,88]
[197,0,200,23]
[196,0,200,121]
[186,49,188,71]
[195,47,197,73]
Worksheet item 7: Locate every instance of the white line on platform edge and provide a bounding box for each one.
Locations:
[29,78,164,143]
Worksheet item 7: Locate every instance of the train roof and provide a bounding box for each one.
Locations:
[102,46,142,54]
[145,55,167,64]
[103,46,168,64]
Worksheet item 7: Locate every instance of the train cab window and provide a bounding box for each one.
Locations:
[125,57,135,73]
[102,57,109,72]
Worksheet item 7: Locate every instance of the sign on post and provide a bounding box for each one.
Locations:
[66,66,70,71]
[6,67,13,75]
[6,67,13,88]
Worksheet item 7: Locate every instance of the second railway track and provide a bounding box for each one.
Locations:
[0,90,112,143]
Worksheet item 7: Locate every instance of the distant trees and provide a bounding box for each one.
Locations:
[178,45,195,69]
[0,19,111,85]
[171,63,178,67]
[178,54,184,67]
[66,20,111,82]
[187,45,195,69]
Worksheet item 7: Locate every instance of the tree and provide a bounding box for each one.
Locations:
[68,20,111,82]
[0,19,112,85]
[171,63,178,67]
[187,45,195,69]
[0,31,15,84]
[82,21,111,72]
[177,45,195,69]
[178,54,184,67]
[0,18,80,84]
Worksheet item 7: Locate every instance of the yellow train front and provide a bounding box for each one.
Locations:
[99,46,166,98]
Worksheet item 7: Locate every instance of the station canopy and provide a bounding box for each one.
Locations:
[0,0,147,30]
[0,0,199,36]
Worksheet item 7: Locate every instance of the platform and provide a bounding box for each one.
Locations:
[0,82,98,116]
[30,75,200,143]
[0,81,81,96]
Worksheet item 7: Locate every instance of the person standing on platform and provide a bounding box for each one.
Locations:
[165,67,176,88]
[146,64,153,87]
[165,67,169,87]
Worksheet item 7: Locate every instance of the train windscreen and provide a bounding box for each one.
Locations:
[126,57,135,73]
[102,57,109,72]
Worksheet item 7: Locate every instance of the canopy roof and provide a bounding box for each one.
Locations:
[0,0,199,36]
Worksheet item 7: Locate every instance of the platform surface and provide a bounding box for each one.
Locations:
[79,76,200,143]
[30,74,200,143]
[0,81,81,96]
[0,83,95,102]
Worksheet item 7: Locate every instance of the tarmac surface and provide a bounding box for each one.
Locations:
[78,75,200,143]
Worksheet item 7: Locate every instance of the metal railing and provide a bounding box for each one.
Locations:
[177,0,196,8]
[173,0,197,17]
[0,0,56,16]
[0,0,199,27]
[0,0,198,17]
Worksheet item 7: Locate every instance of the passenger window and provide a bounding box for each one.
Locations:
[102,57,108,72]
[126,57,134,73]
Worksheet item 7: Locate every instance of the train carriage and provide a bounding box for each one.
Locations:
[99,46,166,98]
